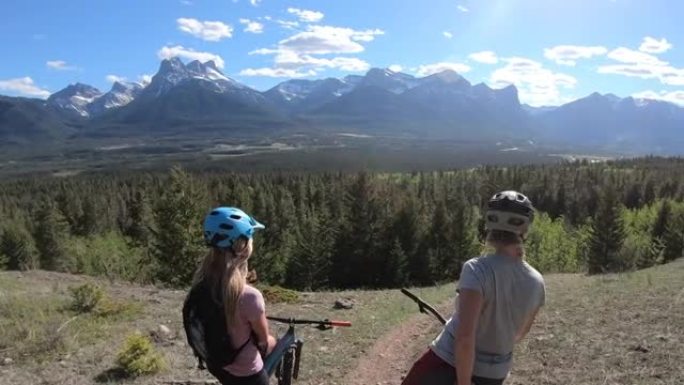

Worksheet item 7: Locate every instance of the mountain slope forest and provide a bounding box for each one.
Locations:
[1,157,683,289]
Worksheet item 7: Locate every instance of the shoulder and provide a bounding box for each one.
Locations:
[241,285,264,302]
[463,256,488,270]
[240,285,266,316]
[523,262,545,285]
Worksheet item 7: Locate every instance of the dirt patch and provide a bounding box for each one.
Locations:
[344,302,452,385]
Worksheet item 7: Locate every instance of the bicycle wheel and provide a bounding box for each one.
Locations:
[277,349,296,385]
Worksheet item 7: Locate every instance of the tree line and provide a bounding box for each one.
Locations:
[1,157,684,290]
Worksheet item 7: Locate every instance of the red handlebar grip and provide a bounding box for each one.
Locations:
[329,320,352,327]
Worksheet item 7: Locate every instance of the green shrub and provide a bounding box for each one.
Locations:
[116,333,165,377]
[93,297,140,318]
[67,232,151,283]
[68,282,104,313]
[260,285,300,303]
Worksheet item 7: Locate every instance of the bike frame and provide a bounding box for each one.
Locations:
[263,316,351,382]
[263,325,299,376]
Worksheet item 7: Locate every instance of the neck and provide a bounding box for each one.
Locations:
[495,248,524,260]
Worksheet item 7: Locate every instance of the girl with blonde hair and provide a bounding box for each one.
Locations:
[188,207,275,385]
[402,191,546,385]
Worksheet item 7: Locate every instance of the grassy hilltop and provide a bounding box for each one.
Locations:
[1,258,683,385]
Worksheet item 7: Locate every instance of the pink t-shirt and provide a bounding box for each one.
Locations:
[223,285,266,377]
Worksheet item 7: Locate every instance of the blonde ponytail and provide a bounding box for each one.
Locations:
[193,237,251,331]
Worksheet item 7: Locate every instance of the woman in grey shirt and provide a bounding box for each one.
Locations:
[402,191,545,385]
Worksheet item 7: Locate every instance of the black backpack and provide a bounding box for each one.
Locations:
[182,280,251,370]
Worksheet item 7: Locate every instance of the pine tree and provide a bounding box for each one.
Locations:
[427,201,453,281]
[652,200,671,240]
[587,187,626,274]
[385,237,409,287]
[151,167,207,287]
[286,209,335,290]
[331,172,383,288]
[126,190,152,247]
[451,202,478,278]
[77,196,99,236]
[394,196,428,285]
[33,201,72,271]
[1,222,37,270]
[662,208,684,263]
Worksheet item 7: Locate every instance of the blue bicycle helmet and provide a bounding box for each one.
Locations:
[203,207,265,249]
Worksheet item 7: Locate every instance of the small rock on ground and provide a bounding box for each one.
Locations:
[334,298,354,310]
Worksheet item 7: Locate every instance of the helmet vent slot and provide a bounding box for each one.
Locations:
[219,223,234,230]
[229,214,242,220]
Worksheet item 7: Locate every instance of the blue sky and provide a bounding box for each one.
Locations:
[0,0,682,106]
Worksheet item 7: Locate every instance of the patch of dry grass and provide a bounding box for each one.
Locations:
[2,260,681,385]
[511,259,684,385]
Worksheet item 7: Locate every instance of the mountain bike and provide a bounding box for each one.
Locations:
[400,288,448,325]
[264,316,352,385]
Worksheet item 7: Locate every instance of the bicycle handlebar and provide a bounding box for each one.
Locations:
[267,316,352,327]
[400,288,448,325]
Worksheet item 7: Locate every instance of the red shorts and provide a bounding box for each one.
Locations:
[401,350,504,385]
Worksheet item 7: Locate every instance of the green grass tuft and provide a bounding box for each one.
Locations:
[260,285,300,304]
[115,332,165,377]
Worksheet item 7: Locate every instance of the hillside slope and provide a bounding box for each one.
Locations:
[1,259,682,385]
[349,259,684,385]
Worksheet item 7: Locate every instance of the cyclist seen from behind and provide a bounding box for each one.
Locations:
[189,207,277,385]
[401,191,546,385]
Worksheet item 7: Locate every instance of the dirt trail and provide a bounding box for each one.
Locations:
[344,301,452,385]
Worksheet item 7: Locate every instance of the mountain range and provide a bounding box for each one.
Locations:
[1,57,683,154]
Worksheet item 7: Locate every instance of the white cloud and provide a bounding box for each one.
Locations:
[543,45,607,66]
[468,50,498,64]
[176,18,233,41]
[598,47,684,86]
[0,77,50,98]
[443,31,453,39]
[239,68,315,78]
[490,57,577,106]
[139,74,153,85]
[269,50,370,71]
[416,62,472,77]
[632,90,684,106]
[239,18,264,34]
[639,36,672,54]
[276,20,300,29]
[279,25,384,55]
[46,60,77,71]
[249,0,261,6]
[157,45,225,69]
[606,47,664,65]
[389,64,403,72]
[457,5,469,12]
[106,75,126,83]
[242,24,382,77]
[287,7,324,23]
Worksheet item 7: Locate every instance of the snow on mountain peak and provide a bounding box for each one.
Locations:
[47,83,103,117]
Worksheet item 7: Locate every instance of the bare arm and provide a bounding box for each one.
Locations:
[454,289,483,385]
[250,314,276,356]
[515,307,540,343]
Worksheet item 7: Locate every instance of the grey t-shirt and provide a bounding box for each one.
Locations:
[430,254,545,379]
